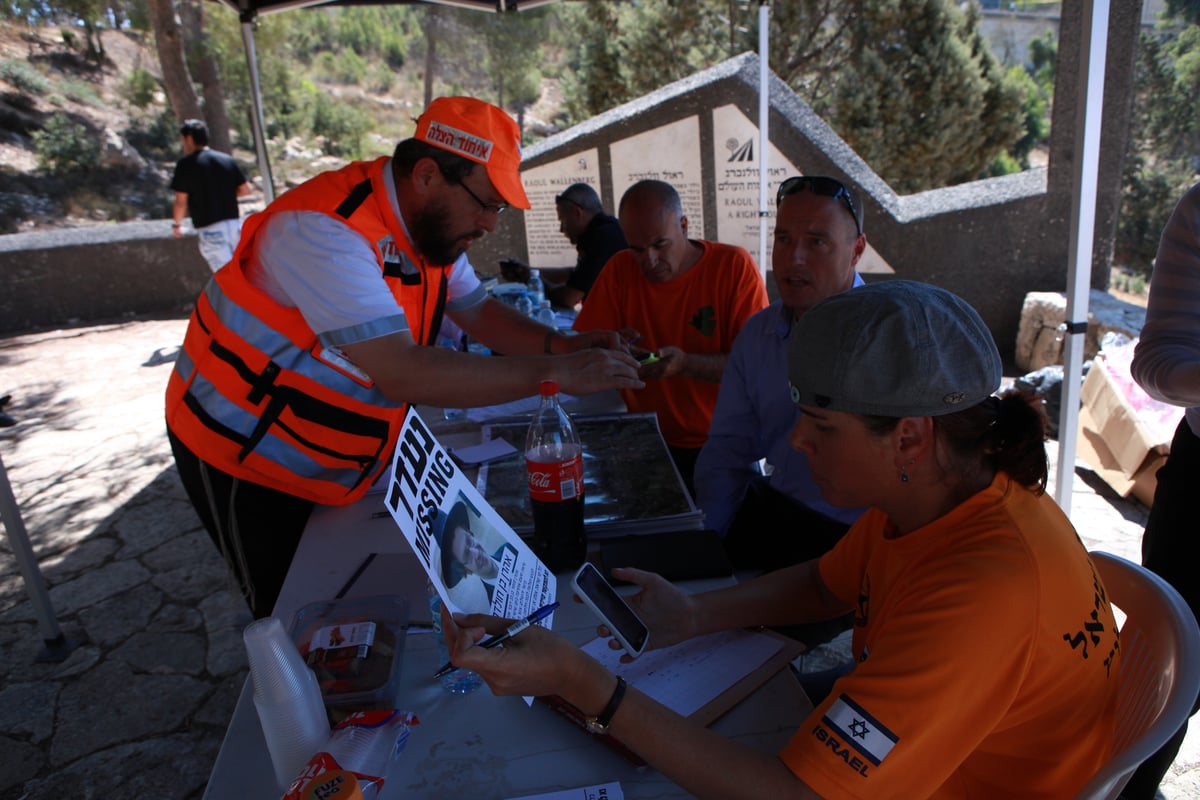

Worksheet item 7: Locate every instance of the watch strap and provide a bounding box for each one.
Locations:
[586,676,627,734]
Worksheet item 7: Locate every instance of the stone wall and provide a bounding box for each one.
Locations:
[0,221,209,334]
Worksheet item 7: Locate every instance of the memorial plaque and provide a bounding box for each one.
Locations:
[521,149,602,268]
[711,105,799,267]
[610,116,704,239]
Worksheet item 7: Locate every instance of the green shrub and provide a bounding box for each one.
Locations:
[121,69,159,109]
[0,60,51,95]
[32,113,100,175]
[310,93,370,158]
[60,78,103,107]
[125,108,179,160]
[314,49,367,85]
[366,62,395,94]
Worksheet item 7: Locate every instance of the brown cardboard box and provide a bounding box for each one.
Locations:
[1075,356,1172,506]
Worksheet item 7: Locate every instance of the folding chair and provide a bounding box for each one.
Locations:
[1074,551,1200,800]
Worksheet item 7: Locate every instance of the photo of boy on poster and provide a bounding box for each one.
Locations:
[434,495,519,613]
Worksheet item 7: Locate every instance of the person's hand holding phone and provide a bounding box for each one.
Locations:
[573,563,649,658]
[637,345,685,380]
[588,566,700,663]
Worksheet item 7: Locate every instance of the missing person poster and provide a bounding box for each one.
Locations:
[383,407,556,623]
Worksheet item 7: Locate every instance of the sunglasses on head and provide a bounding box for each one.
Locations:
[776,176,862,236]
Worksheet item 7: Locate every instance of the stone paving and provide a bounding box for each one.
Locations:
[0,316,1196,799]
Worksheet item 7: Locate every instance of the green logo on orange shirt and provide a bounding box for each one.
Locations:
[690,305,716,336]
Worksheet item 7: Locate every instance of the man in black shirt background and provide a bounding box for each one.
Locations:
[170,119,251,272]
[500,182,627,310]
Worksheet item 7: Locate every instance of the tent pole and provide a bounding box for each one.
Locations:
[241,13,276,204]
[757,1,770,277]
[0,452,77,662]
[1056,0,1109,514]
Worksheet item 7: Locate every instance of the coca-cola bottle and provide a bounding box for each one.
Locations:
[525,380,586,572]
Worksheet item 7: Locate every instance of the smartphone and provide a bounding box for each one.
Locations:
[572,562,650,658]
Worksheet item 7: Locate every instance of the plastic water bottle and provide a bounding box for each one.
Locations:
[428,581,484,694]
[534,299,557,329]
[525,380,586,572]
[243,617,330,790]
[528,269,545,306]
[438,336,466,420]
[514,292,534,318]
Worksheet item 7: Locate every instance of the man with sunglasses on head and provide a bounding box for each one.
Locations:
[165,96,642,618]
[574,179,769,497]
[501,183,627,310]
[695,176,868,624]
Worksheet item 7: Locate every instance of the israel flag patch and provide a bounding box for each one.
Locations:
[822,694,899,766]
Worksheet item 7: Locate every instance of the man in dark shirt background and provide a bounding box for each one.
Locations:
[501,182,627,310]
[170,119,251,272]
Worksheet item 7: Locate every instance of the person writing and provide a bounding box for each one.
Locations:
[443,281,1122,798]
[573,179,768,494]
[170,118,252,272]
[165,97,642,618]
[500,183,628,310]
[695,176,867,586]
[1124,181,1200,799]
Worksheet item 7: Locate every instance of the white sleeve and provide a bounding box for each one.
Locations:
[252,211,408,346]
[445,254,487,312]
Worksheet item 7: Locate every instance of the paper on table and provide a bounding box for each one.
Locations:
[449,438,519,466]
[506,781,624,800]
[582,629,784,719]
[465,392,581,423]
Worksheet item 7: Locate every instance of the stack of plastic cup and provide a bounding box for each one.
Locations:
[243,616,331,789]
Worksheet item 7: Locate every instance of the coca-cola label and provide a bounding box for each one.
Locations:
[527,452,583,503]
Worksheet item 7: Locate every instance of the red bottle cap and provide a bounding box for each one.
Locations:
[539,380,558,396]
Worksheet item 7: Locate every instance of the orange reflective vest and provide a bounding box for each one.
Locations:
[165,157,450,505]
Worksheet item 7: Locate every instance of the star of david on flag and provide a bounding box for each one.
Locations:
[822,694,899,766]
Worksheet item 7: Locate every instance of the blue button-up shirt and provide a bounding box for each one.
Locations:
[695,279,867,535]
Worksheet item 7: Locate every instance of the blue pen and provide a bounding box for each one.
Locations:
[433,601,560,679]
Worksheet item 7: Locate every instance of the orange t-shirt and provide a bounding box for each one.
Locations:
[573,241,767,449]
[782,473,1121,798]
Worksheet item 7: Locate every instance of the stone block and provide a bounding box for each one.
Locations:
[1014,290,1146,371]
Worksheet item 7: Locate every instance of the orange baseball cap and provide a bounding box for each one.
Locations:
[414,97,531,210]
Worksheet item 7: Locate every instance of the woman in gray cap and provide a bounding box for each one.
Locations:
[439,281,1121,798]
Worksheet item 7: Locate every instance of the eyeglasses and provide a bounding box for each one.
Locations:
[776,176,862,236]
[456,180,508,216]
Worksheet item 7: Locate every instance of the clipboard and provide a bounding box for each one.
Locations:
[538,627,803,764]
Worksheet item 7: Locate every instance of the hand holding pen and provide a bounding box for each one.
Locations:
[433,601,560,679]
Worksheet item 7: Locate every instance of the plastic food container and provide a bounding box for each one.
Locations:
[288,595,409,718]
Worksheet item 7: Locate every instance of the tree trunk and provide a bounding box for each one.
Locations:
[148,0,203,125]
[180,0,233,154]
[422,7,440,110]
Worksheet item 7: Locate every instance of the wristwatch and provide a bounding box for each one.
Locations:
[584,676,627,734]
